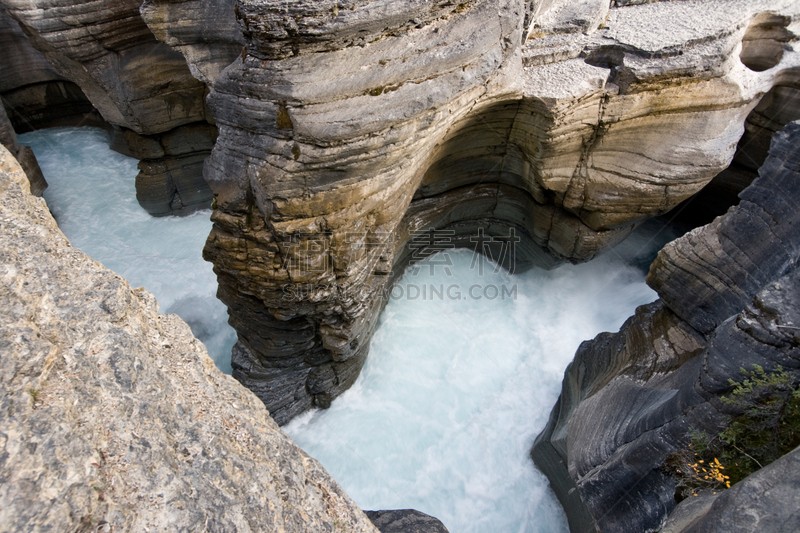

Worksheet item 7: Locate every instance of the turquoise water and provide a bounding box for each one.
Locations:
[285,232,673,532]
[22,126,676,532]
[19,127,236,373]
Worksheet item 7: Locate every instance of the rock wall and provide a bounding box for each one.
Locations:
[0,97,47,195]
[0,0,217,215]
[0,5,100,132]
[0,142,381,532]
[140,0,244,88]
[531,121,800,533]
[199,0,800,424]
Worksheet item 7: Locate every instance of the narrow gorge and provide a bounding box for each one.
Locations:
[1,0,800,532]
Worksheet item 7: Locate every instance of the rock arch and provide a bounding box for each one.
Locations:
[199,0,800,424]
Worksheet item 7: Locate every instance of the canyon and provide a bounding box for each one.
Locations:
[1,0,800,531]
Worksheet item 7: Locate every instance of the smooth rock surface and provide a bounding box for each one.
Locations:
[0,143,379,533]
[532,121,800,533]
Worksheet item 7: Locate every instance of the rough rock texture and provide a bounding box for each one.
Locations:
[0,143,380,532]
[199,0,800,424]
[0,0,216,215]
[365,510,450,533]
[660,446,800,533]
[531,121,800,533]
[0,98,47,195]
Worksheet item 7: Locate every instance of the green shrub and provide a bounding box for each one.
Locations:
[666,365,800,499]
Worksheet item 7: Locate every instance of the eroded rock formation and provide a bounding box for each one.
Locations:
[0,5,100,133]
[0,0,216,215]
[0,143,380,532]
[531,120,800,533]
[0,100,47,195]
[199,0,800,423]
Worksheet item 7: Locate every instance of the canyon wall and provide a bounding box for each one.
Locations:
[0,5,100,133]
[0,97,47,196]
[198,0,800,424]
[2,0,799,531]
[0,0,218,215]
[532,120,800,533]
[0,142,382,532]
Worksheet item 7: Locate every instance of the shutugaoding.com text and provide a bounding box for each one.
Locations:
[280,228,520,302]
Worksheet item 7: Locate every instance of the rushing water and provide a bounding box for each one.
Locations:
[284,229,673,533]
[19,127,237,373]
[21,126,678,532]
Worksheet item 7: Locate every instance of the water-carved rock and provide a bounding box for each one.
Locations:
[0,0,216,215]
[0,5,99,132]
[531,120,800,533]
[200,0,800,424]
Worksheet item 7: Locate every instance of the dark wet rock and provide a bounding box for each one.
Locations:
[366,509,450,533]
[661,446,800,533]
[532,121,800,533]
[0,96,46,196]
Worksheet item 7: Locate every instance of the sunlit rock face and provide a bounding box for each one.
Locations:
[200,0,800,424]
[531,120,800,533]
[0,143,380,533]
[0,0,215,215]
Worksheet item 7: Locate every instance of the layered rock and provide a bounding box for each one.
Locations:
[531,121,800,532]
[365,510,450,533]
[140,0,244,88]
[201,0,800,423]
[0,0,216,215]
[0,142,380,532]
[0,5,99,132]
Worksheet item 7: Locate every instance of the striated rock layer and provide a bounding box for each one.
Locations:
[531,121,800,533]
[200,0,800,423]
[0,143,380,532]
[0,0,217,215]
[0,5,100,133]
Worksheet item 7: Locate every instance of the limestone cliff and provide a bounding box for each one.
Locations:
[0,0,216,215]
[531,121,800,533]
[197,0,800,423]
[0,143,379,532]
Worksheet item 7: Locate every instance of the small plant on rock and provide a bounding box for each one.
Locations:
[666,365,800,500]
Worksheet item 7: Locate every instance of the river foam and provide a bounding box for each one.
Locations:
[22,126,677,532]
[285,227,675,532]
